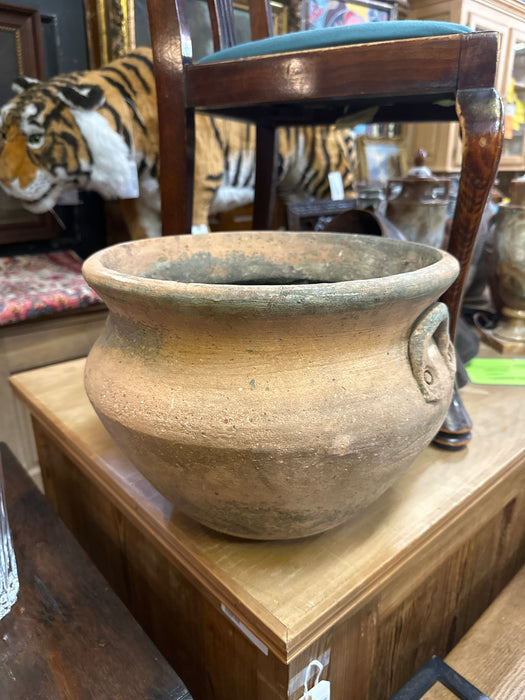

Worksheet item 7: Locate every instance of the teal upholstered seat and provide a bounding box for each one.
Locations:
[198,20,472,64]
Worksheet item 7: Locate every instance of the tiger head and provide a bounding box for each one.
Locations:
[0,76,136,213]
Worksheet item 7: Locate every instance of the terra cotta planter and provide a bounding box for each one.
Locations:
[83,231,459,539]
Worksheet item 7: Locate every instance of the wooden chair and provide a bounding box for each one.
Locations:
[145,3,504,447]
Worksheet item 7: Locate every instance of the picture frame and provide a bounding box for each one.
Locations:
[308,0,398,30]
[82,0,136,67]
[356,135,408,185]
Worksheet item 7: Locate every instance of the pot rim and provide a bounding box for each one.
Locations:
[82,231,459,313]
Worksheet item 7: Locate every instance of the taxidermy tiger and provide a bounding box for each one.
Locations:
[0,47,356,239]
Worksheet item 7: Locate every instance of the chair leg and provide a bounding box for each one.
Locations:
[147,0,195,235]
[433,87,503,450]
[252,125,279,230]
[158,109,195,235]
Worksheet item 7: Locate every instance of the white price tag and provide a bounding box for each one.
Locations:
[300,660,330,700]
[115,158,140,199]
[304,679,330,700]
[328,171,345,201]
[220,604,268,655]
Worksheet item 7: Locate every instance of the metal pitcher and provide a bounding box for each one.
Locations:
[386,176,451,249]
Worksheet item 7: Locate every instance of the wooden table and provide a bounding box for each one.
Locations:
[421,564,525,699]
[9,358,525,700]
[0,442,192,699]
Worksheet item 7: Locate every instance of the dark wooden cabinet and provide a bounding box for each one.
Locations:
[0,442,192,700]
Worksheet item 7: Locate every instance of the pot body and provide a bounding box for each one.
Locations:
[83,232,458,539]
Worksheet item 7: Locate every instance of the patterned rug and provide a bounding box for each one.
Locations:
[0,250,101,326]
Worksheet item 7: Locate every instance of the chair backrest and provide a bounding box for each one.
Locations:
[244,0,274,41]
[148,0,275,65]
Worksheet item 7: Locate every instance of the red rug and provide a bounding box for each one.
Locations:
[0,250,100,326]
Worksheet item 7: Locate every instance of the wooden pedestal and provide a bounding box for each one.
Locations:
[9,358,525,700]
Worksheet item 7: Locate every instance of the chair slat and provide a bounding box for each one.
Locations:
[206,0,237,50]
[248,0,274,40]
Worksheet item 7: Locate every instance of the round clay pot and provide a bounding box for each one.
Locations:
[83,232,459,540]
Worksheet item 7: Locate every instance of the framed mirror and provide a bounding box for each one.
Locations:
[356,135,407,184]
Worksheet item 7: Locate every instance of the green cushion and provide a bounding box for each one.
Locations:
[198,20,472,64]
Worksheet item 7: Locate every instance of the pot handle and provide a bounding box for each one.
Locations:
[409,302,456,403]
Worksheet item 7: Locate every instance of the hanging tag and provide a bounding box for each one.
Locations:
[304,680,330,700]
[328,171,345,200]
[300,660,331,700]
[115,158,140,199]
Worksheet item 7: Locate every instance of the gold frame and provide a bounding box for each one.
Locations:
[356,135,408,184]
[83,0,135,67]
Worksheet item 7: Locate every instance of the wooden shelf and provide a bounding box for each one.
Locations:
[407,0,525,172]
[9,357,525,699]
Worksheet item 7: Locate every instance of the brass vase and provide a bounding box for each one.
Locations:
[483,178,525,353]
